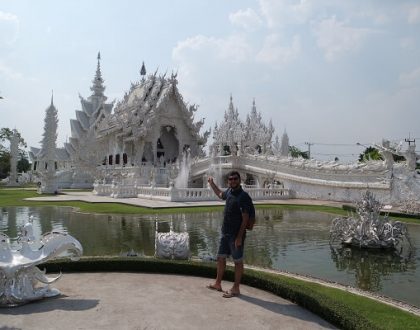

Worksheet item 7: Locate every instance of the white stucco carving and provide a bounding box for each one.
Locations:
[0,217,83,307]
[330,191,411,249]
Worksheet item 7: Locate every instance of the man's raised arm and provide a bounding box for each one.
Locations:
[208,177,223,199]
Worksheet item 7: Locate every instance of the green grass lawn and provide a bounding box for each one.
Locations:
[2,188,419,225]
[0,187,349,216]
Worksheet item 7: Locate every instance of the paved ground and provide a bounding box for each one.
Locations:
[0,273,336,330]
[25,190,346,209]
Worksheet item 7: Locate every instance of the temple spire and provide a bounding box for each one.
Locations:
[251,97,257,114]
[51,89,54,105]
[90,52,105,97]
[140,61,146,77]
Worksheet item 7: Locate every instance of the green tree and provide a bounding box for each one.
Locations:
[17,156,31,173]
[358,147,383,162]
[0,128,27,148]
[289,146,309,159]
[0,147,10,179]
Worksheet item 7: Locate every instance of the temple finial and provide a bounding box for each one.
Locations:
[140,61,146,76]
[91,52,105,97]
[51,89,54,105]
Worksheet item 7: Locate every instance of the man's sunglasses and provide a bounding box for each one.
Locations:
[228,177,239,181]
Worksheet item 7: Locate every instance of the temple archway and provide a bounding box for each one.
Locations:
[157,126,179,163]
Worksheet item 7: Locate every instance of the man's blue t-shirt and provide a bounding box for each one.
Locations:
[221,187,252,235]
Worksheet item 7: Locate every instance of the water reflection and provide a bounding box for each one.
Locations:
[330,245,416,291]
[0,206,419,307]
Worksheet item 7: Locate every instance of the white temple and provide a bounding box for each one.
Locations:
[29,54,420,205]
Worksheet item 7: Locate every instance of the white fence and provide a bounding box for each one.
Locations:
[93,182,289,202]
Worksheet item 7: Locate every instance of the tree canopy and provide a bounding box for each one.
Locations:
[358,146,406,163]
[289,146,309,159]
[358,147,383,162]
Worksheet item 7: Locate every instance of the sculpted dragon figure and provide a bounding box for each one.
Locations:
[330,191,411,250]
[0,217,83,307]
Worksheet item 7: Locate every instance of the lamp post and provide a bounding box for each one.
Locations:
[305,142,313,159]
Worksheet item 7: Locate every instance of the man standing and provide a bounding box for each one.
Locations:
[207,171,252,298]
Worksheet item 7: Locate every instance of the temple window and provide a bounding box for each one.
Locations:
[109,155,113,165]
[116,154,120,165]
[123,153,128,165]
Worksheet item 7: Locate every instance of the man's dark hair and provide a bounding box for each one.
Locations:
[227,171,241,179]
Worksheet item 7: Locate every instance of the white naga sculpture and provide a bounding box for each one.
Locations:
[0,217,83,307]
[330,191,411,250]
[155,220,190,260]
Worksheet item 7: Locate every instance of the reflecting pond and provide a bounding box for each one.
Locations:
[1,206,419,307]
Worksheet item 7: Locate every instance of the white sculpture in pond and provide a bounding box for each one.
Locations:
[330,191,411,250]
[155,220,190,260]
[0,217,83,307]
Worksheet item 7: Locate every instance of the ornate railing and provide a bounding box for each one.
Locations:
[93,182,290,202]
[170,188,218,202]
[112,184,138,198]
[190,155,390,188]
[137,186,171,199]
[93,183,113,196]
[247,188,290,199]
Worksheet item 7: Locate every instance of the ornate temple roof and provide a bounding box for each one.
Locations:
[29,147,70,162]
[213,95,244,145]
[213,96,274,152]
[64,52,114,155]
[96,67,207,144]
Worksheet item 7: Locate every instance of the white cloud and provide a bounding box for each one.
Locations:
[258,0,313,28]
[229,8,262,30]
[0,11,19,46]
[0,62,24,80]
[256,34,301,67]
[0,61,38,82]
[173,34,253,64]
[400,37,415,50]
[407,5,420,24]
[399,67,420,86]
[313,16,372,61]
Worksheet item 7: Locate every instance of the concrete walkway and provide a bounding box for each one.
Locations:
[0,273,336,330]
[25,190,346,209]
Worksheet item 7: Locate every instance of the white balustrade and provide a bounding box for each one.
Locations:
[93,183,113,196]
[112,184,138,198]
[93,182,290,202]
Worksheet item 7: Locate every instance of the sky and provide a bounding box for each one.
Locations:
[1,0,420,162]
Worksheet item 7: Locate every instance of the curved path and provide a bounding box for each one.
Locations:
[1,272,335,330]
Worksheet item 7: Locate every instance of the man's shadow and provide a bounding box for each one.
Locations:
[238,294,336,329]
